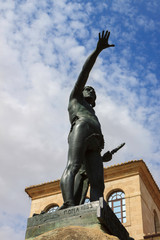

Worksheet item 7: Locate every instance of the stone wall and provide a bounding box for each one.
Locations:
[140,177,160,236]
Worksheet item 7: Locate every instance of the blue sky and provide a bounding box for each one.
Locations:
[0,0,160,239]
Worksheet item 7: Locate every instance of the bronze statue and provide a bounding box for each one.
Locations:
[60,30,115,209]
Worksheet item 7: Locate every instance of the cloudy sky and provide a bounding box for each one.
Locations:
[0,0,160,239]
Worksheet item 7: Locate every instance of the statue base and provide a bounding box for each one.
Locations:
[25,198,134,240]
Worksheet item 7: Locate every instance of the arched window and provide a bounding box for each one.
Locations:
[107,191,126,223]
[154,210,160,233]
[45,204,59,213]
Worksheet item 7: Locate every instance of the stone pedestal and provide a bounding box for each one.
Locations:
[25,198,134,240]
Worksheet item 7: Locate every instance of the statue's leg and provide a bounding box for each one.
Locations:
[60,121,91,208]
[79,177,89,205]
[86,151,104,201]
[74,171,89,205]
[74,172,84,205]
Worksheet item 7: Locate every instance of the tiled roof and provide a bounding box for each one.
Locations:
[25,179,60,190]
[104,159,143,169]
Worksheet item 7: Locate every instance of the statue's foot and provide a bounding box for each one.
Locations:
[58,202,75,210]
[32,210,46,217]
[32,213,39,217]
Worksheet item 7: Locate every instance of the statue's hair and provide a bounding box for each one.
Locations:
[83,86,96,107]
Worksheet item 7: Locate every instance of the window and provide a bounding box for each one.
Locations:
[108,191,126,223]
[46,204,59,213]
[154,210,160,233]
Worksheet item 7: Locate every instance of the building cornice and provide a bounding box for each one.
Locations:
[104,160,142,182]
[25,180,61,200]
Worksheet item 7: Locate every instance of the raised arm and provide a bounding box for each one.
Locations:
[70,30,114,98]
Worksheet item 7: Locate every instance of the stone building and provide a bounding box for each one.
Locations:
[25,160,160,240]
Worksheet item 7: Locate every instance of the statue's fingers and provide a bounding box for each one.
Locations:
[106,31,110,41]
[102,30,105,38]
[99,32,101,39]
[104,30,108,38]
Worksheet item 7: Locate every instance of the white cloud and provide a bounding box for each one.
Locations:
[136,15,155,31]
[0,225,25,240]
[112,0,136,16]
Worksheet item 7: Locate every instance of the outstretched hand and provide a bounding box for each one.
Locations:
[97,30,115,52]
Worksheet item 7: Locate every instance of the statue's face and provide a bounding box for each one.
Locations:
[83,86,96,106]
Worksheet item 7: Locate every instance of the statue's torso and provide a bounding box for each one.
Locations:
[68,96,102,134]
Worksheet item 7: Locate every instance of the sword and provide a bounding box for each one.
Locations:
[111,142,125,155]
[102,142,125,162]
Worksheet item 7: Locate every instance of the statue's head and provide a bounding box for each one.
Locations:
[83,86,96,107]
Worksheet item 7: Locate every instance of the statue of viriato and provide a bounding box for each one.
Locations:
[60,30,115,209]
